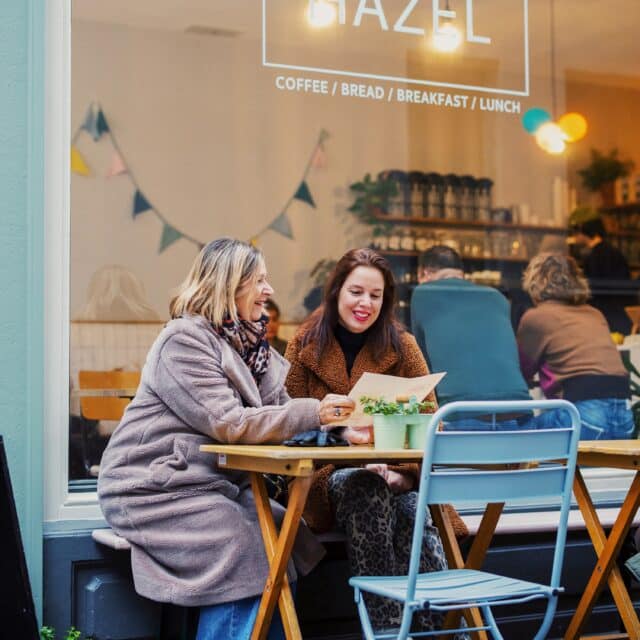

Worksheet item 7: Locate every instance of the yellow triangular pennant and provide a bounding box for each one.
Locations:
[71,146,91,176]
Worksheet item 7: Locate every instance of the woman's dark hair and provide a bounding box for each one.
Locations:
[302,248,403,359]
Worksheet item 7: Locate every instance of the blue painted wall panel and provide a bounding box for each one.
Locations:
[0,0,45,617]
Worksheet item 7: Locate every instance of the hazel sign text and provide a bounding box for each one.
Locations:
[309,0,491,43]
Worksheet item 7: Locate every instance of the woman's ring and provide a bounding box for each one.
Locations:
[334,407,342,417]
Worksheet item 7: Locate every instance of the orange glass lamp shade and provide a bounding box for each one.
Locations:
[558,112,588,142]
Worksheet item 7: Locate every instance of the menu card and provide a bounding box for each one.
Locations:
[343,371,446,427]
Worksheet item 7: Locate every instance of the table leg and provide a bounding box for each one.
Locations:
[564,469,640,640]
[432,502,504,640]
[249,472,313,640]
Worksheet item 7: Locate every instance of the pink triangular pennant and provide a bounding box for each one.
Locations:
[311,144,327,169]
[106,151,127,178]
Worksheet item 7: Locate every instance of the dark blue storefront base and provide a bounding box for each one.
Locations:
[44,527,640,639]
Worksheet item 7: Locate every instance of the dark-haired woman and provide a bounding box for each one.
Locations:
[285,248,467,633]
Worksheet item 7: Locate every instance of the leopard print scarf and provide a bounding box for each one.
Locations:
[215,313,271,382]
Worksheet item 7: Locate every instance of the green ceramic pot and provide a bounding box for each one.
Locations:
[406,414,433,450]
[372,414,407,449]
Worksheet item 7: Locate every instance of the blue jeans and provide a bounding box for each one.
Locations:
[444,416,535,431]
[534,398,634,441]
[196,587,293,640]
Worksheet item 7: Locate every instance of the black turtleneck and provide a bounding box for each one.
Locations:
[334,324,369,376]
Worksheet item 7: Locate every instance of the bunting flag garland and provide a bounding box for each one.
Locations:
[96,109,110,138]
[106,151,127,178]
[70,100,329,253]
[251,129,329,243]
[81,104,109,142]
[81,105,98,140]
[159,224,183,253]
[71,146,91,176]
[293,181,316,208]
[268,212,294,239]
[310,144,327,169]
[132,190,152,217]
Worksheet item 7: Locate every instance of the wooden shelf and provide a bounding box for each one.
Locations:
[608,229,640,239]
[601,203,640,215]
[372,213,567,234]
[378,249,529,263]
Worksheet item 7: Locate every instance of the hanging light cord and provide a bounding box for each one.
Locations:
[550,0,557,119]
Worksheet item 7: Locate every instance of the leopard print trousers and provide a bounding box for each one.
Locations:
[328,467,451,633]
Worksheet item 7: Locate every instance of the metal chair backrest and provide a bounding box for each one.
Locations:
[407,399,580,602]
[78,370,141,421]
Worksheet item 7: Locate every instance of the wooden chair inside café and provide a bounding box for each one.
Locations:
[627,305,640,335]
[77,370,141,476]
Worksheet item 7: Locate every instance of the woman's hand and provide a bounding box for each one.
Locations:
[365,464,415,494]
[342,426,373,444]
[318,394,355,425]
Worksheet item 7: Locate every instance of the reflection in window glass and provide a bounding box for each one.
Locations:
[69,1,640,487]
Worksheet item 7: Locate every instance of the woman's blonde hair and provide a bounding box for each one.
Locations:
[522,252,590,305]
[170,237,264,326]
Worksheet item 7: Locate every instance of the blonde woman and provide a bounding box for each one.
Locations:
[97,238,354,640]
[518,253,633,439]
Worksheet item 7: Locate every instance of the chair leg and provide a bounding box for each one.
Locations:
[354,588,378,640]
[480,607,504,640]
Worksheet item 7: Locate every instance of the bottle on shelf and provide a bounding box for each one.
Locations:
[408,171,425,218]
[400,228,416,252]
[424,173,445,219]
[443,174,460,220]
[459,175,476,221]
[475,177,493,222]
[379,170,407,216]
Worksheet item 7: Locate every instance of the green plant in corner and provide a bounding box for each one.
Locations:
[348,173,398,225]
[40,626,86,640]
[577,148,634,192]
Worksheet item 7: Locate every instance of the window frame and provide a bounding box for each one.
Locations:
[43,0,636,527]
[44,0,103,522]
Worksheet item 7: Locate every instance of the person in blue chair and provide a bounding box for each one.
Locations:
[518,252,633,439]
[411,245,533,430]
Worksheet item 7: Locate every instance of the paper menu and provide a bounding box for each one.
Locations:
[343,371,446,427]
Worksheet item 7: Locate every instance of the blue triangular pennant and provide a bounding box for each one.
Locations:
[159,224,183,253]
[96,109,110,138]
[133,190,152,217]
[82,105,100,141]
[268,212,294,239]
[293,181,316,208]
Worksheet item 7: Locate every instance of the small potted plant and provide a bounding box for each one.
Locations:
[360,396,406,449]
[403,396,436,450]
[578,148,634,206]
[360,395,434,449]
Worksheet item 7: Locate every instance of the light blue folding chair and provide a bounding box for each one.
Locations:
[349,399,581,640]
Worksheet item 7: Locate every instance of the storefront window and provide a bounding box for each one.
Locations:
[68,1,640,491]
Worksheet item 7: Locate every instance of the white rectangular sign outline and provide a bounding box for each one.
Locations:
[262,0,530,97]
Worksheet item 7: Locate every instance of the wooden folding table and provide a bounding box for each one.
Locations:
[564,441,640,640]
[200,443,502,640]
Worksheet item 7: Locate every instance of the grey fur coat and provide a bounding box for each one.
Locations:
[97,315,325,606]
